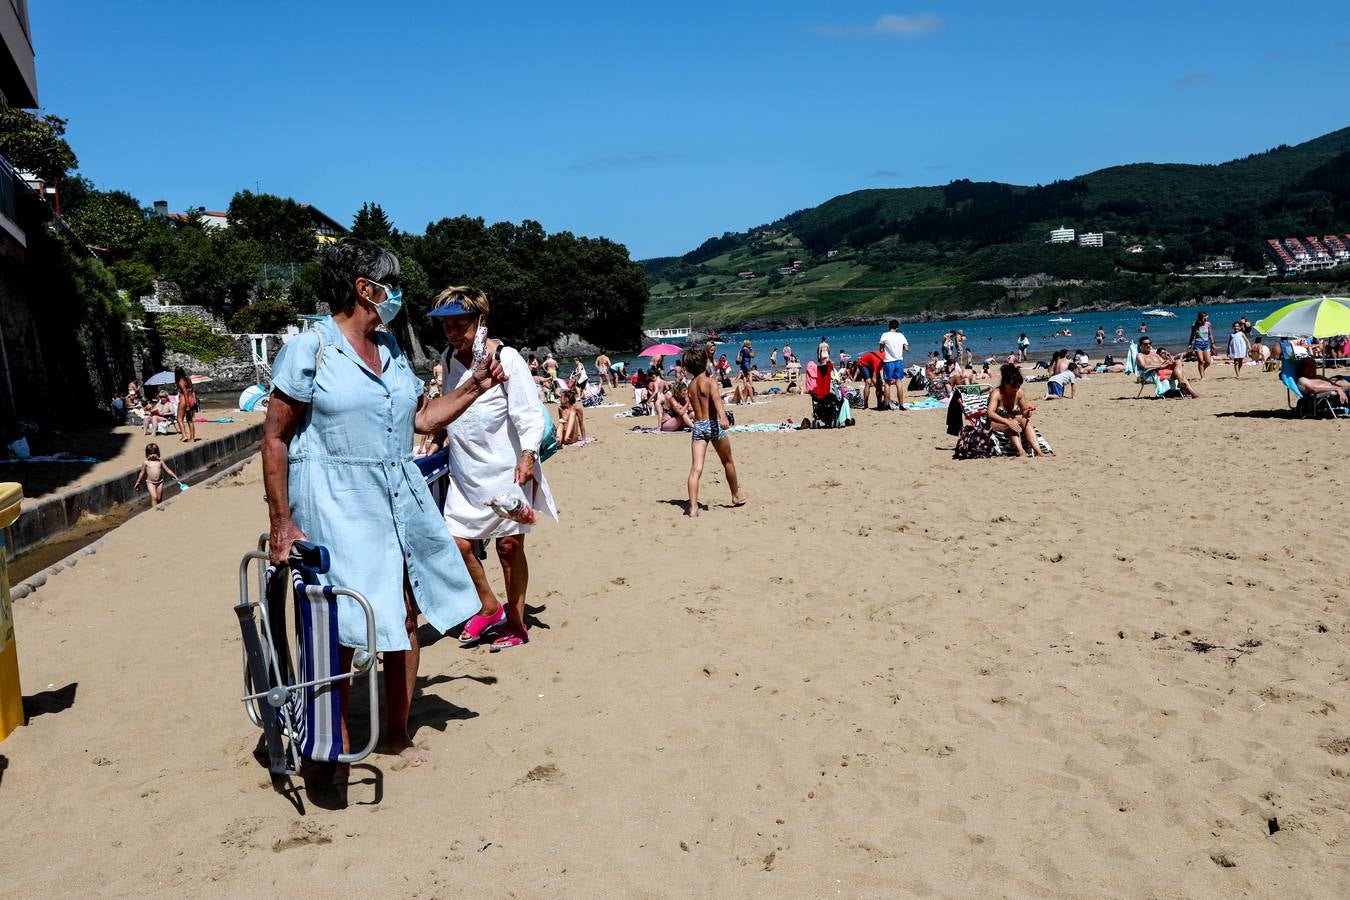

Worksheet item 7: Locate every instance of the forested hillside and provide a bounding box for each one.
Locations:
[646,126,1350,329]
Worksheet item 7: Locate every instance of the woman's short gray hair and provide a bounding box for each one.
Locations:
[319,238,401,314]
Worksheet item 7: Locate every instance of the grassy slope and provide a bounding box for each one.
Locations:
[644,127,1350,329]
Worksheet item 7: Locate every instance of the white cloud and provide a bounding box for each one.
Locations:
[816,12,943,39]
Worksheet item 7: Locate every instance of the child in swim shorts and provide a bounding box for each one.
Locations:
[681,345,746,518]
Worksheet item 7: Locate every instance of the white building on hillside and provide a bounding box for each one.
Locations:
[1078,232,1103,248]
[1049,226,1075,244]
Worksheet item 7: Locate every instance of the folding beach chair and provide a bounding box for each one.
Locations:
[1135,368,1177,398]
[1279,346,1343,419]
[234,539,379,776]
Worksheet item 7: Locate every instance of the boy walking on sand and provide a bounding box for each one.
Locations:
[682,345,746,517]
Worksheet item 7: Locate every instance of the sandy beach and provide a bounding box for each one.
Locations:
[3,365,1348,897]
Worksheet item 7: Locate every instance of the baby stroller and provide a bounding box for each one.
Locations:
[234,538,380,776]
[801,360,854,429]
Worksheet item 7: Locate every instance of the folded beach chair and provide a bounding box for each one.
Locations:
[234,539,379,776]
[414,447,451,514]
[1279,343,1343,419]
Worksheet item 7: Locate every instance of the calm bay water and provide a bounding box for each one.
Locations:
[621,300,1296,370]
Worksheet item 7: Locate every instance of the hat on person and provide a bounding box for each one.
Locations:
[427,295,474,317]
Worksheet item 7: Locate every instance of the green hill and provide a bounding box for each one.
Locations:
[645,126,1350,329]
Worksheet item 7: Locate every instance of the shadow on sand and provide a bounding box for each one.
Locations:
[22,682,77,722]
[9,428,133,497]
[1214,409,1297,419]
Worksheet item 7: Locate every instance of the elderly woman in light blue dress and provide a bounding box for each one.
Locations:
[262,238,504,768]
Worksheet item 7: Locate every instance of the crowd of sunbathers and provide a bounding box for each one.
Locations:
[111,370,202,441]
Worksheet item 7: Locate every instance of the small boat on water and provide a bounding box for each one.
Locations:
[1048,316,1073,324]
[1141,308,1177,318]
[642,325,691,343]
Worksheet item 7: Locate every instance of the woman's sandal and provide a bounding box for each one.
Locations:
[458,605,507,644]
[489,626,529,652]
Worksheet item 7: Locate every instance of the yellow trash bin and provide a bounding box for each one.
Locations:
[0,482,23,741]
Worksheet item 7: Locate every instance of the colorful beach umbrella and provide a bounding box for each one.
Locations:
[639,343,682,357]
[143,370,175,386]
[1253,297,1350,338]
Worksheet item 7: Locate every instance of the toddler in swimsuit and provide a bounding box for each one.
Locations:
[134,443,180,507]
[681,345,747,517]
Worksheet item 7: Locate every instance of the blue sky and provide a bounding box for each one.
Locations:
[33,2,1350,259]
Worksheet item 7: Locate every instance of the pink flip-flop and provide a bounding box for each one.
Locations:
[458,605,506,643]
[489,626,529,652]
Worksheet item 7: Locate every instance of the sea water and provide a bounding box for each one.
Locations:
[623,300,1296,370]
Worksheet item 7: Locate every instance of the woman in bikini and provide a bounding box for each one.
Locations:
[174,367,198,443]
[658,381,694,432]
[558,389,587,445]
[987,363,1046,458]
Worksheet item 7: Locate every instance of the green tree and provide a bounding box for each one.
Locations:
[286,258,321,312]
[351,202,393,243]
[0,109,78,184]
[110,259,156,299]
[65,189,147,256]
[229,297,298,334]
[226,190,315,263]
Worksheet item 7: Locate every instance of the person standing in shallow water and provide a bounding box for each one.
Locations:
[262,238,504,768]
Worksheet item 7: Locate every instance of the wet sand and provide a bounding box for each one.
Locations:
[3,365,1349,896]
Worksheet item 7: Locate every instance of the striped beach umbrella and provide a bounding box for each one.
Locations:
[1253,297,1350,338]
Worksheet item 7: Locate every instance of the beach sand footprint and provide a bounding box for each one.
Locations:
[272,820,333,852]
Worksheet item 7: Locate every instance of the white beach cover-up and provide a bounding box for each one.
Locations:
[441,346,558,540]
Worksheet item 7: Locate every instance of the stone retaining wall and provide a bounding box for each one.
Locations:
[3,424,263,560]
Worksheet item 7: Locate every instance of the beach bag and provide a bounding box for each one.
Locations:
[953,421,992,460]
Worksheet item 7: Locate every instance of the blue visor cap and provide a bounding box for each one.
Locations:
[428,297,475,317]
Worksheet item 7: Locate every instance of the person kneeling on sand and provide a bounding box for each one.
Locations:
[682,344,746,517]
[1135,338,1199,398]
[1045,369,1076,399]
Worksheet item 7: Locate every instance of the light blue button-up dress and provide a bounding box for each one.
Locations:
[271,316,479,651]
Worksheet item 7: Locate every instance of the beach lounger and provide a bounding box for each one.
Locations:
[235,539,379,777]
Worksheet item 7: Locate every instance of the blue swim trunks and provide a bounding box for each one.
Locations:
[691,419,725,442]
[882,360,906,382]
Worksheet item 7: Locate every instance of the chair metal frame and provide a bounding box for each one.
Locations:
[235,535,380,775]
